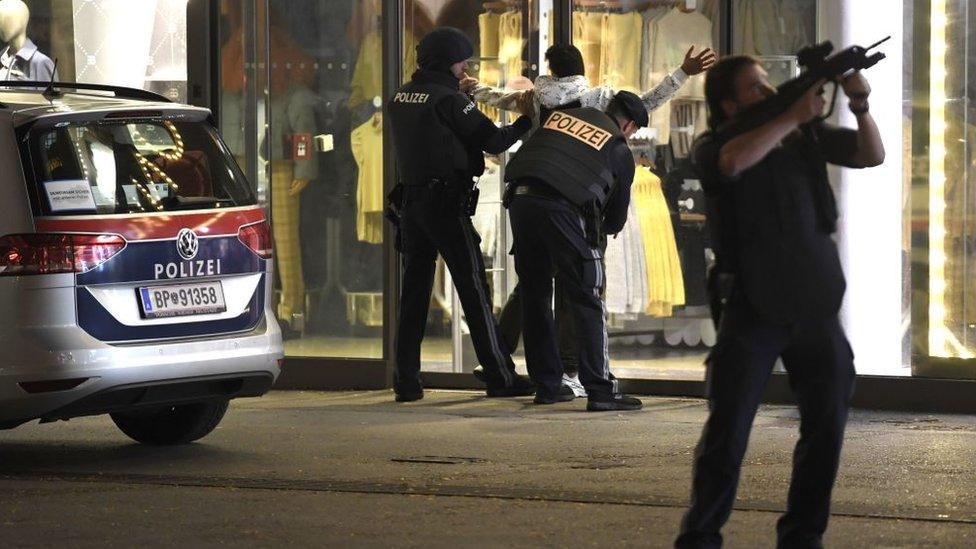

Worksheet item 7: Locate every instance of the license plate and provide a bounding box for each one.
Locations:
[137,281,227,319]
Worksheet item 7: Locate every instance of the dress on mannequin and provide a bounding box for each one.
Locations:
[269,85,319,326]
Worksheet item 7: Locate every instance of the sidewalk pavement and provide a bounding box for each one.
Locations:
[1,390,975,547]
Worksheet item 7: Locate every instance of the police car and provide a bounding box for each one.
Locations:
[0,82,282,444]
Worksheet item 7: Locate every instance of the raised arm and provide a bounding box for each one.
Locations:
[641,46,716,113]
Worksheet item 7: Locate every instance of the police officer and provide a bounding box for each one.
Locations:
[504,91,648,411]
[386,27,536,402]
[675,57,884,548]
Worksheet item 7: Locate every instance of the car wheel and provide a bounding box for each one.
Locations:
[110,400,229,445]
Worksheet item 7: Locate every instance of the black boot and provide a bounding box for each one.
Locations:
[533,384,575,404]
[394,390,424,403]
[586,393,643,411]
[486,374,536,398]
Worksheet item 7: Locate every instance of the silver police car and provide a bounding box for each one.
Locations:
[0,82,282,444]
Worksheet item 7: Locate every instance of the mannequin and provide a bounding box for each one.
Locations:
[0,0,56,81]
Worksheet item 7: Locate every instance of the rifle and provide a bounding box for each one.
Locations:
[714,36,891,140]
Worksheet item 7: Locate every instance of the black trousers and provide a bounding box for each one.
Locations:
[497,280,580,375]
[394,190,516,393]
[508,194,617,399]
[676,296,856,549]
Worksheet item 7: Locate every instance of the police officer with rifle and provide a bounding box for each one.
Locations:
[386,27,536,402]
[675,40,887,548]
[504,91,648,410]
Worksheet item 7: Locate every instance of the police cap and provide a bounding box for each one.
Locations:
[610,91,649,128]
[417,27,474,70]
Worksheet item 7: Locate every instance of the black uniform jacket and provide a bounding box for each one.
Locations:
[694,123,861,324]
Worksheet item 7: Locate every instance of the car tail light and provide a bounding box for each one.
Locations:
[0,233,126,276]
[238,221,273,259]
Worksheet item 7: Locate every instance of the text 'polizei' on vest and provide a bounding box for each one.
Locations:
[543,112,613,150]
[393,92,430,104]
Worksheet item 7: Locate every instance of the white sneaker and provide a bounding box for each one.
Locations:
[561,373,587,398]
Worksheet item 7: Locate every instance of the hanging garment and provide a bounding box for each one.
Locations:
[472,163,502,260]
[573,11,606,86]
[350,31,418,110]
[632,168,685,317]
[735,0,813,56]
[639,6,672,92]
[272,160,306,324]
[475,164,509,308]
[700,0,723,55]
[670,99,708,159]
[648,8,713,144]
[477,11,503,121]
[479,11,501,59]
[498,10,523,81]
[349,31,382,110]
[605,195,651,315]
[600,12,643,92]
[351,113,385,244]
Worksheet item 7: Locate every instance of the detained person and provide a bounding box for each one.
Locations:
[469,43,716,397]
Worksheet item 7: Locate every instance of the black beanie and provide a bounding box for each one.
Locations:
[417,27,474,71]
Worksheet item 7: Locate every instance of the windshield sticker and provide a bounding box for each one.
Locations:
[43,180,97,213]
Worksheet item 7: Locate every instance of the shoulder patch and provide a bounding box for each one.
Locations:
[462,101,476,115]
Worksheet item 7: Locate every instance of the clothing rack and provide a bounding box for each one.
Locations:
[574,0,696,13]
[482,0,519,13]
[574,0,626,13]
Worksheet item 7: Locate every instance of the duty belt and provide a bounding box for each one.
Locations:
[511,183,576,209]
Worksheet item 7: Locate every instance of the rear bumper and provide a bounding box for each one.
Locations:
[0,321,282,429]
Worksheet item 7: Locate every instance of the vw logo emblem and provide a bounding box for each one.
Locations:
[176,228,199,260]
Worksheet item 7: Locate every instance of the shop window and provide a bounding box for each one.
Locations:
[565,0,723,381]
[251,0,387,359]
[2,0,191,101]
[404,0,551,375]
[919,0,976,368]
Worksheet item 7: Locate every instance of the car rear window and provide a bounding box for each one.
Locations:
[25,119,255,216]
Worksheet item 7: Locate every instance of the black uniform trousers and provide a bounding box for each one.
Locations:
[394,186,516,393]
[508,193,617,399]
[676,295,856,549]
[498,281,580,375]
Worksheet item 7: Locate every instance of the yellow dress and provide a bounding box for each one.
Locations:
[631,168,685,316]
[573,11,605,86]
[477,12,502,122]
[498,11,523,81]
[351,113,385,244]
[601,12,643,92]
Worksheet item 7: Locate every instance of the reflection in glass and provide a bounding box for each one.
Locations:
[560,1,723,381]
[926,0,976,359]
[232,0,388,359]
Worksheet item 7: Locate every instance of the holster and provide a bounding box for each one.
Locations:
[582,201,603,248]
[385,183,405,251]
[463,186,480,216]
[707,268,737,328]
[501,183,516,208]
[385,183,404,227]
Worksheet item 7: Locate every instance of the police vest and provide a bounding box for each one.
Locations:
[387,77,469,186]
[504,107,624,208]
